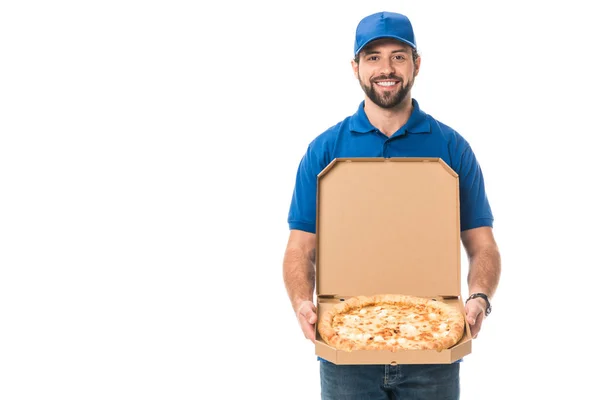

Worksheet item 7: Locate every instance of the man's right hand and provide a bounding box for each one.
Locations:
[296,300,317,343]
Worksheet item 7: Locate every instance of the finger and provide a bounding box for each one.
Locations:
[466,306,481,326]
[470,313,485,338]
[298,302,317,322]
[302,310,317,330]
[300,318,316,342]
[298,301,315,316]
[297,302,317,342]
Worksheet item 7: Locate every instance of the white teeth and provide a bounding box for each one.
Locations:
[376,81,396,87]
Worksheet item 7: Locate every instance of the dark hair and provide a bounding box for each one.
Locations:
[354,47,419,65]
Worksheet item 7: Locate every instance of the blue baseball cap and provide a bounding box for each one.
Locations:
[354,11,416,56]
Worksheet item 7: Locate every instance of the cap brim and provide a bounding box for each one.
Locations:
[355,35,416,56]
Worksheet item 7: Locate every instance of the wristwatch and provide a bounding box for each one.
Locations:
[466,293,492,317]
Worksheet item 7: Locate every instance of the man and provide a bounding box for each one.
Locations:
[283,11,501,400]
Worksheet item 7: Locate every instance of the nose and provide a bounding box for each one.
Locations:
[380,58,395,75]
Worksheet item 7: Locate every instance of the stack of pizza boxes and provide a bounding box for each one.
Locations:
[314,158,472,364]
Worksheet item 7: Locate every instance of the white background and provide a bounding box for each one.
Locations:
[1,0,599,399]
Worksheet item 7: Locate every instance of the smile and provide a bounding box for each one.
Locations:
[375,81,398,87]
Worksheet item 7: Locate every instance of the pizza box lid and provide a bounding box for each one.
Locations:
[315,157,461,298]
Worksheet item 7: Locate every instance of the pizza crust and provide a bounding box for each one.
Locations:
[318,294,465,352]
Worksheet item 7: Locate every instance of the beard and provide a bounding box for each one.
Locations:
[359,73,414,109]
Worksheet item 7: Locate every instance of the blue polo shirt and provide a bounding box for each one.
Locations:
[288,99,494,233]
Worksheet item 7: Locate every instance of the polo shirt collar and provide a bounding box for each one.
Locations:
[349,98,431,135]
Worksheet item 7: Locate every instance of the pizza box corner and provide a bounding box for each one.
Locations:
[314,157,472,365]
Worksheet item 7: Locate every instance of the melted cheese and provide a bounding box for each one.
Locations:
[332,302,455,349]
[399,323,418,336]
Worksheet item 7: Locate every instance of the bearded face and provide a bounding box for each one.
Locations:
[353,39,419,109]
[358,72,415,109]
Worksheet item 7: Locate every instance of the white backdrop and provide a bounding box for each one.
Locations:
[1,1,599,399]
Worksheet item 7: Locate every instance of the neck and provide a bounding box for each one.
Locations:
[363,96,413,137]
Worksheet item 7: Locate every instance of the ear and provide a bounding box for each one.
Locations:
[414,56,421,77]
[351,59,359,79]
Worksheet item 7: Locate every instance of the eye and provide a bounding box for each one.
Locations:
[393,55,406,61]
[366,55,379,61]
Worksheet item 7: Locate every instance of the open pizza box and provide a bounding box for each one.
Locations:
[314,157,472,365]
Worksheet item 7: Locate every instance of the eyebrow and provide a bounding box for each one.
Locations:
[363,48,409,56]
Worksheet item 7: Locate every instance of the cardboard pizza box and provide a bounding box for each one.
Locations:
[314,157,472,365]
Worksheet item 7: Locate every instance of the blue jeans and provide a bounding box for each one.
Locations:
[320,359,460,400]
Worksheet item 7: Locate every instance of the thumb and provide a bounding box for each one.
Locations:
[466,307,480,325]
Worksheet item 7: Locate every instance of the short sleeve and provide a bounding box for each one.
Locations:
[287,144,324,233]
[457,145,494,231]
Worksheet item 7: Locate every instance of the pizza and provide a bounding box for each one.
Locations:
[317,294,465,352]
